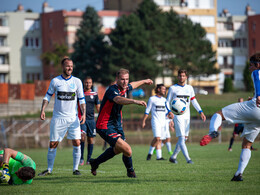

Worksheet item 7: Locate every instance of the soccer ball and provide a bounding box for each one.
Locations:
[171,98,187,115]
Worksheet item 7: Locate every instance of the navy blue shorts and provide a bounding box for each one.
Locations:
[80,120,96,138]
[97,126,125,147]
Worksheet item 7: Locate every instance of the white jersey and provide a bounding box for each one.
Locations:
[166,84,196,119]
[44,75,85,118]
[145,95,168,124]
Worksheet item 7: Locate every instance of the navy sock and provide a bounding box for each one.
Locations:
[95,147,116,165]
[229,138,234,149]
[87,144,94,162]
[122,155,134,172]
[80,141,85,160]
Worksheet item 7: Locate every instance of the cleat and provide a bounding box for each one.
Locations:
[156,157,166,160]
[73,170,81,175]
[231,174,243,181]
[168,151,173,155]
[79,159,84,166]
[228,148,232,152]
[169,158,178,164]
[146,154,152,161]
[38,169,51,176]
[89,159,98,176]
[187,160,194,164]
[0,170,11,184]
[86,161,90,165]
[127,169,137,178]
[200,131,219,146]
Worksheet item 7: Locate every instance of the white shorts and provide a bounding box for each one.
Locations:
[50,117,81,142]
[222,99,260,142]
[161,121,171,140]
[151,120,165,138]
[174,117,190,137]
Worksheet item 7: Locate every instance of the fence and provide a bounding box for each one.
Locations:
[0,118,244,149]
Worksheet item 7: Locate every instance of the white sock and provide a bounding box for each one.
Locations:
[47,148,57,172]
[178,136,191,162]
[156,149,162,159]
[209,113,222,133]
[166,142,172,153]
[73,146,81,171]
[148,146,155,155]
[235,148,251,176]
[172,143,181,159]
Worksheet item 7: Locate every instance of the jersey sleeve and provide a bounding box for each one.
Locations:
[145,97,152,115]
[14,152,36,170]
[190,87,203,113]
[166,86,173,104]
[43,79,55,102]
[76,79,85,105]
[106,86,120,102]
[252,70,260,97]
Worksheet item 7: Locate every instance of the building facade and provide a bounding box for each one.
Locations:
[0,5,42,84]
[248,14,260,57]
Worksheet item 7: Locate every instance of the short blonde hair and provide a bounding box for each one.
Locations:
[116,68,129,77]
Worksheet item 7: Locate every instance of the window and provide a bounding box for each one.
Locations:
[24,19,40,31]
[25,55,41,67]
[0,73,6,83]
[253,39,256,49]
[0,55,6,64]
[189,15,215,27]
[252,22,256,32]
[188,0,214,9]
[220,56,233,68]
[218,39,232,47]
[26,73,41,82]
[25,37,41,48]
[206,33,215,45]
[0,36,6,46]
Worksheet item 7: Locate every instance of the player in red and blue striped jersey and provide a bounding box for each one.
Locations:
[89,68,153,178]
[200,53,260,181]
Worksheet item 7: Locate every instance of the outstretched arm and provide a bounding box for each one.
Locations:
[3,148,18,164]
[130,79,153,89]
[113,96,147,107]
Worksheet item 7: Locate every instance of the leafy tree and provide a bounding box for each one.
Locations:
[243,61,254,92]
[41,43,68,76]
[223,77,234,93]
[108,14,159,81]
[71,6,111,85]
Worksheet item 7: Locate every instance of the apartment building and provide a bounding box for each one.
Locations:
[0,4,42,83]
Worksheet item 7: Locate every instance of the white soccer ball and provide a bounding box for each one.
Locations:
[171,98,187,115]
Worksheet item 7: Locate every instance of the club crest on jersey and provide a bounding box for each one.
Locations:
[90,95,94,99]
[70,83,75,89]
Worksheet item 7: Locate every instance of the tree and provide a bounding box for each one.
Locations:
[71,6,111,85]
[108,14,159,81]
[41,43,69,76]
[223,77,234,93]
[243,61,254,91]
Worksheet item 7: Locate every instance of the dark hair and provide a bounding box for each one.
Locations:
[155,84,165,94]
[116,68,129,77]
[178,69,187,76]
[84,76,92,81]
[18,167,35,181]
[250,53,260,65]
[61,57,72,66]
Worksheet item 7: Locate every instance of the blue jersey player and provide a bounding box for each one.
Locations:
[79,77,100,165]
[200,53,260,181]
[89,68,153,178]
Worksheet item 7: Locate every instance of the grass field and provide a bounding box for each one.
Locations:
[1,142,260,194]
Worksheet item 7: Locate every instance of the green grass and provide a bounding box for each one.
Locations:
[1,142,260,194]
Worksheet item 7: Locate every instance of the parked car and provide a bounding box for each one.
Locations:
[131,88,145,98]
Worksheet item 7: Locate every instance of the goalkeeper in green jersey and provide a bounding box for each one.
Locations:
[0,148,36,185]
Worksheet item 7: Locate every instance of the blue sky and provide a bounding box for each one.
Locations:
[0,0,260,15]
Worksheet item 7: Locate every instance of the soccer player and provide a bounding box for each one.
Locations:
[0,148,36,185]
[38,57,86,176]
[89,68,153,178]
[79,76,100,165]
[228,98,257,152]
[167,69,206,164]
[142,84,172,160]
[161,118,174,155]
[200,53,260,181]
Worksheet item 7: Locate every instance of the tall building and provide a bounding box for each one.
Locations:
[217,5,256,92]
[103,0,219,93]
[248,14,260,57]
[0,4,42,84]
